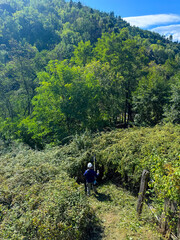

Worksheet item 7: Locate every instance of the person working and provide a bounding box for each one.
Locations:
[83,162,99,196]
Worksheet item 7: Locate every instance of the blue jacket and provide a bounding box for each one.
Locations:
[83,169,99,183]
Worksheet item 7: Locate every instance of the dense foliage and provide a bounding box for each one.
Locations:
[0,0,180,147]
[0,125,179,238]
[0,0,180,238]
[54,124,180,236]
[0,143,97,239]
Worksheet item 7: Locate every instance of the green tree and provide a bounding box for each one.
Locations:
[94,29,148,124]
[19,61,90,145]
[164,75,180,123]
[71,40,93,66]
[133,63,170,126]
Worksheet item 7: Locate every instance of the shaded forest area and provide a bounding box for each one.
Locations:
[0,0,180,148]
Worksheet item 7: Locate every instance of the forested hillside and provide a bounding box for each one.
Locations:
[0,1,180,239]
[0,0,180,147]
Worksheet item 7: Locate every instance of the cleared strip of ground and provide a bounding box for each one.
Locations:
[84,182,162,240]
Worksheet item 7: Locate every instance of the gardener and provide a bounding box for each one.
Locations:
[83,162,99,196]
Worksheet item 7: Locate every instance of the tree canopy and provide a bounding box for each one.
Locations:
[0,0,180,147]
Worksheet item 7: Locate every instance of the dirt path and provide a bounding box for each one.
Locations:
[87,182,162,240]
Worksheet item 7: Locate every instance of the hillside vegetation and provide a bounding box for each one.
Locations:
[0,0,180,147]
[0,124,179,239]
[90,183,162,240]
[0,0,180,239]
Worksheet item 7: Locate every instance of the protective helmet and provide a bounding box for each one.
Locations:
[87,162,93,168]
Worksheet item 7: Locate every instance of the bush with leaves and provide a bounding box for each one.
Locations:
[0,124,179,238]
[0,146,97,240]
[56,124,180,236]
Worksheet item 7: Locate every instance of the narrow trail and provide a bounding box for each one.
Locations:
[86,182,162,240]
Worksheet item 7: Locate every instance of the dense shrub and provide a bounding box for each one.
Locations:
[62,124,180,200]
[0,124,179,238]
[0,147,96,240]
[57,124,180,235]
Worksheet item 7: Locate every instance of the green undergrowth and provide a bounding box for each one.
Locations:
[0,124,179,238]
[66,124,180,201]
[0,145,97,239]
[88,182,162,240]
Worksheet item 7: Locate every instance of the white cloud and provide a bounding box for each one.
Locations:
[151,24,180,41]
[123,14,180,28]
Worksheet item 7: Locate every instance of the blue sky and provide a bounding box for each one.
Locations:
[80,0,180,41]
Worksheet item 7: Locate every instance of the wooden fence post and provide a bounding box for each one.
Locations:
[137,169,149,216]
[160,198,170,235]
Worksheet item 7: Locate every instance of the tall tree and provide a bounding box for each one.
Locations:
[71,40,93,66]
[164,74,180,124]
[133,63,170,126]
[94,29,147,124]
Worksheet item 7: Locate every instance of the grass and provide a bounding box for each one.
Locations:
[84,182,162,240]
